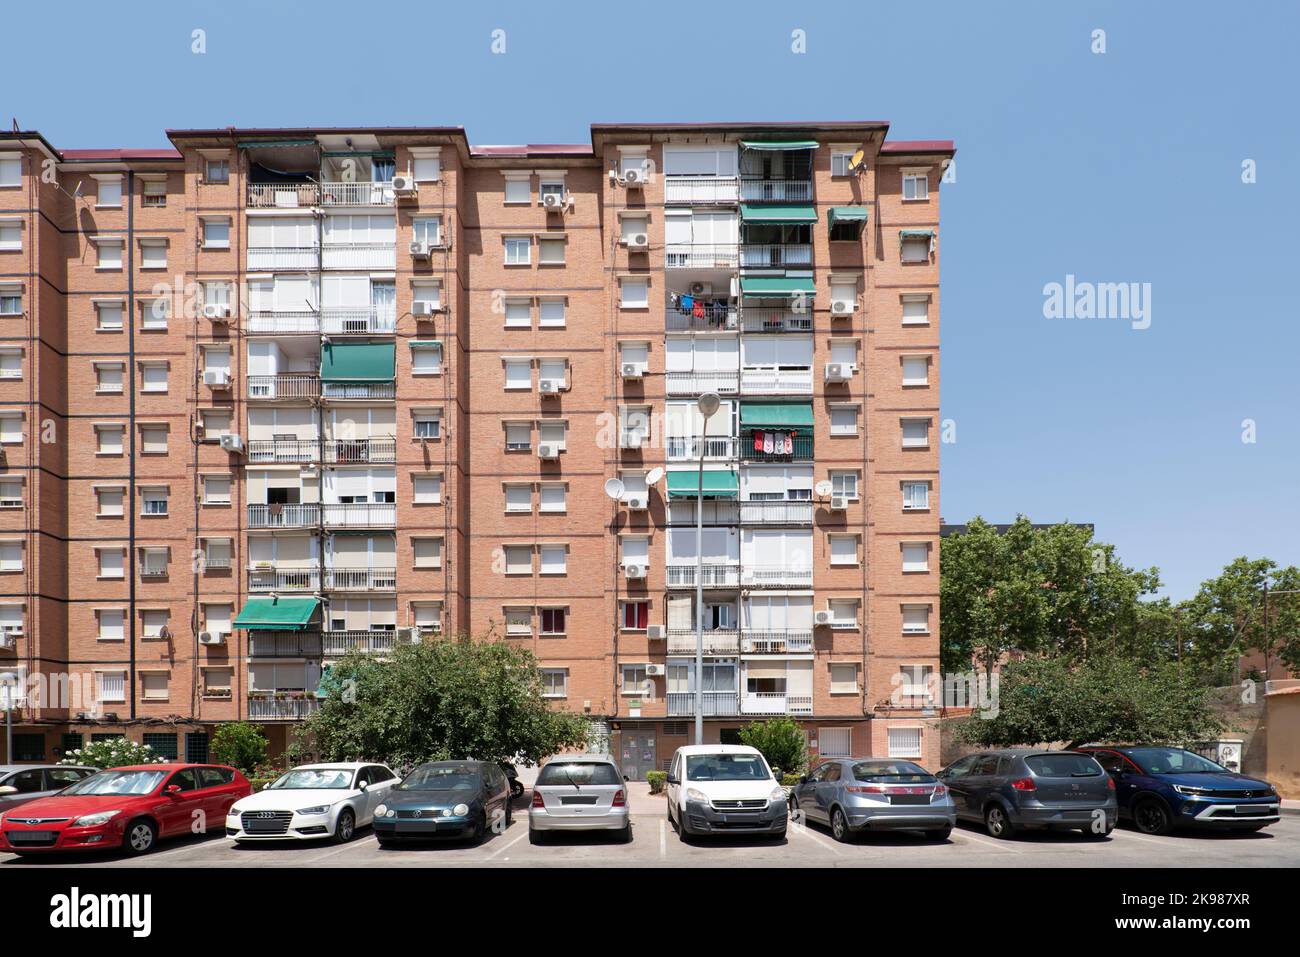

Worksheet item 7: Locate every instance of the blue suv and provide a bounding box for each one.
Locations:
[1077,746,1280,835]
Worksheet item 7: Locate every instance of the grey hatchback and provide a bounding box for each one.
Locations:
[0,765,96,814]
[790,759,956,842]
[936,749,1117,839]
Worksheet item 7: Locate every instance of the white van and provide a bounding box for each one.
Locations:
[665,745,787,841]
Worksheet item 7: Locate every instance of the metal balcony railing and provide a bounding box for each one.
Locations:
[248,566,321,592]
[665,243,739,269]
[740,243,813,269]
[737,500,814,525]
[741,566,814,588]
[666,563,740,589]
[322,630,399,657]
[740,630,814,654]
[247,439,318,464]
[246,246,320,271]
[664,370,740,396]
[665,436,738,461]
[248,696,320,720]
[666,629,740,655]
[667,691,740,717]
[742,693,813,716]
[320,306,397,335]
[318,181,395,206]
[740,367,814,394]
[740,308,814,333]
[665,306,738,332]
[321,381,395,401]
[248,374,320,400]
[322,437,396,464]
[324,567,397,590]
[321,242,396,270]
[246,183,319,208]
[247,311,320,334]
[248,631,323,658]
[246,504,319,528]
[663,175,740,205]
[739,178,814,203]
[741,433,813,462]
[321,502,396,528]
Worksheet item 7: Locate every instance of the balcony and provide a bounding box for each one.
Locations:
[741,432,813,462]
[740,243,813,270]
[663,176,740,205]
[739,178,813,203]
[321,381,395,401]
[741,308,813,333]
[666,629,740,655]
[248,695,320,721]
[737,500,814,525]
[664,371,739,396]
[248,374,320,401]
[741,693,813,716]
[667,691,740,717]
[665,304,738,332]
[322,437,396,464]
[322,629,401,657]
[320,306,397,335]
[740,630,814,655]
[742,566,814,588]
[740,367,814,395]
[248,565,321,592]
[324,566,397,591]
[665,244,738,270]
[666,563,740,589]
[247,182,319,208]
[246,246,319,271]
[247,311,320,335]
[318,181,395,207]
[248,631,323,658]
[321,502,396,528]
[247,438,318,464]
[321,243,396,270]
[247,504,319,529]
[665,436,739,461]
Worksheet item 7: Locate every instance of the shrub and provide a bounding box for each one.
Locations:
[646,770,667,794]
[738,717,808,779]
[781,773,802,788]
[60,738,167,769]
[210,722,269,776]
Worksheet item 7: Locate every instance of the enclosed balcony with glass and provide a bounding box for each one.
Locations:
[247,215,319,272]
[320,467,396,528]
[247,273,319,335]
[741,528,814,588]
[665,525,739,589]
[322,406,396,464]
[325,533,396,590]
[741,594,815,656]
[323,596,399,658]
[247,534,320,592]
[740,334,813,395]
[664,208,738,272]
[741,659,813,716]
[664,594,740,656]
[247,406,319,464]
[740,204,815,270]
[664,335,739,396]
[662,144,739,205]
[320,341,395,401]
[322,213,396,270]
[320,274,397,335]
[663,399,738,462]
[666,660,739,717]
[738,465,814,525]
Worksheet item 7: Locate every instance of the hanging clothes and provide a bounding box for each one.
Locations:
[681,295,694,312]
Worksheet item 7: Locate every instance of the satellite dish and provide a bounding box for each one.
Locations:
[814,480,833,497]
[603,478,626,500]
[645,467,664,485]
[848,149,866,172]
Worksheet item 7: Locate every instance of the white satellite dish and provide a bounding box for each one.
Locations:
[814,480,833,497]
[603,478,626,500]
[645,466,664,485]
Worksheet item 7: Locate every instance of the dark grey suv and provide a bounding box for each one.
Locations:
[936,749,1117,839]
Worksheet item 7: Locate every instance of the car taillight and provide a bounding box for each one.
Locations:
[612,789,626,807]
[531,790,545,808]
[932,783,948,799]
[1011,777,1037,792]
[845,785,889,794]
[1106,776,1116,791]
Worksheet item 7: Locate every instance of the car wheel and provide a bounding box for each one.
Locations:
[618,823,633,844]
[471,813,487,845]
[830,807,851,843]
[504,801,513,828]
[677,809,691,842]
[333,808,356,844]
[984,804,1015,839]
[528,826,544,845]
[122,818,158,855]
[376,836,395,849]
[1133,798,1172,836]
[927,825,953,841]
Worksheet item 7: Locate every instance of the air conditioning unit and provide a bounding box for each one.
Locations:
[539,379,560,395]
[537,443,560,460]
[621,432,643,449]
[824,362,853,383]
[646,625,665,640]
[0,633,16,650]
[409,240,431,259]
[740,638,755,653]
[621,166,646,186]
[204,369,231,388]
[198,631,227,646]
[543,192,569,211]
[219,433,244,453]
[621,363,643,379]
[627,233,649,248]
[202,303,231,320]
[830,494,849,511]
[625,494,648,510]
[396,626,417,644]
[392,174,417,197]
[645,664,666,677]
[814,610,834,626]
[412,301,436,317]
[689,282,713,297]
[831,299,854,315]
[623,563,647,580]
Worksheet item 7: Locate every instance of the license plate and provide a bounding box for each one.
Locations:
[1234,806,1270,816]
[8,830,56,845]
[890,795,930,806]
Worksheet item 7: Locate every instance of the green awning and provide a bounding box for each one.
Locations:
[900,229,935,239]
[667,470,740,499]
[740,140,819,151]
[828,206,869,226]
[233,597,320,631]
[320,342,395,382]
[237,139,318,149]
[740,402,815,428]
[740,277,816,298]
[741,204,817,224]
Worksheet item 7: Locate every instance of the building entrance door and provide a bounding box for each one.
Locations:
[619,729,657,782]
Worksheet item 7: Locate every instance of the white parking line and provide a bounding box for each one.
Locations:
[482,828,528,861]
[789,821,843,856]
[1109,828,1173,846]
[109,835,228,864]
[952,829,1022,853]
[298,834,377,865]
[659,818,666,859]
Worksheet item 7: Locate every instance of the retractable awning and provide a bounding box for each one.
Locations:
[740,277,816,298]
[741,204,818,224]
[233,597,320,631]
[237,139,317,149]
[900,229,935,239]
[320,342,395,381]
[828,206,869,227]
[740,140,819,151]
[667,470,740,499]
[740,402,815,428]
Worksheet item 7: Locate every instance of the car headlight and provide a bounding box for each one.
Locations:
[1173,785,1211,796]
[686,788,709,803]
[769,787,786,802]
[452,803,469,817]
[297,805,330,816]
[226,807,240,817]
[374,804,388,817]
[72,810,122,827]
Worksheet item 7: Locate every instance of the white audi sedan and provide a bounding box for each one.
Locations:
[226,762,398,844]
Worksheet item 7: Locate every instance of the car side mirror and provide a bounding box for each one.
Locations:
[357,781,368,791]
[665,775,679,786]
[165,785,182,796]
[798,775,809,785]
[0,785,17,796]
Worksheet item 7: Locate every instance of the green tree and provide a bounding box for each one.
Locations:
[210,722,269,775]
[60,737,167,769]
[301,635,589,767]
[954,656,1224,749]
[738,717,808,777]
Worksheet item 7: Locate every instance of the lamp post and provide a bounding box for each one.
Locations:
[694,392,721,746]
[0,671,16,763]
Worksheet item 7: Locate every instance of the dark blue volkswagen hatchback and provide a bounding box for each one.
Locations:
[371,760,512,847]
[1077,746,1279,835]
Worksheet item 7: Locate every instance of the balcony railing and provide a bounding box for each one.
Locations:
[666,629,740,655]
[248,566,321,592]
[666,563,740,589]
[741,433,813,462]
[740,367,814,394]
[664,370,740,396]
[738,500,814,525]
[318,181,395,206]
[320,306,397,335]
[325,566,397,590]
[248,695,320,720]
[742,566,814,588]
[665,244,739,269]
[247,183,319,208]
[322,629,400,657]
[740,308,813,333]
[321,381,395,401]
[665,436,739,461]
[247,504,319,528]
[740,630,814,654]
[322,437,396,464]
[247,439,318,464]
[247,311,320,334]
[665,306,738,332]
[321,502,396,528]
[741,243,813,269]
[667,691,740,717]
[739,178,813,203]
[663,175,740,205]
[248,374,320,400]
[742,693,813,716]
[246,246,319,271]
[322,243,396,270]
[249,631,323,658]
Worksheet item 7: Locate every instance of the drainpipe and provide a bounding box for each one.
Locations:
[127,170,137,721]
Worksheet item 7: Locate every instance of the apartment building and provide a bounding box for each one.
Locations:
[0,122,950,773]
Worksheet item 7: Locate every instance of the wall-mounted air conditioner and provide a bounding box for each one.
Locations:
[628,233,649,248]
[202,303,231,321]
[199,631,227,646]
[539,379,560,395]
[204,369,231,388]
[814,610,834,626]
[830,495,849,511]
[824,363,853,384]
[409,240,430,259]
[831,299,854,315]
[625,494,648,510]
[537,443,561,459]
[392,174,417,197]
[623,563,647,579]
[646,625,665,640]
[621,363,643,379]
[621,167,647,186]
[645,664,666,677]
[219,433,244,453]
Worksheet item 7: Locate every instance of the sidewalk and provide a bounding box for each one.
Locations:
[1283,799,1300,816]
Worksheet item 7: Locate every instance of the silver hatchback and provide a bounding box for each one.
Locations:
[528,754,630,844]
[790,758,957,842]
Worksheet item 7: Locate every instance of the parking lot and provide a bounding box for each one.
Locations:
[3,793,1296,869]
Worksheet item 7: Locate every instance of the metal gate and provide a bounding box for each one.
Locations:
[619,728,657,782]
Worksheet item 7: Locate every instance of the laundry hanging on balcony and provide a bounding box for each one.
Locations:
[752,430,796,455]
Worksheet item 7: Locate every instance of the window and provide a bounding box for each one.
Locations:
[140,362,168,393]
[902,542,930,572]
[201,218,230,249]
[621,664,648,695]
[140,609,169,639]
[902,604,931,634]
[619,341,648,375]
[0,349,21,379]
[141,673,169,702]
[503,236,531,265]
[95,362,124,393]
[141,297,169,330]
[540,608,566,636]
[829,405,858,436]
[0,541,22,571]
[898,664,933,699]
[538,178,566,205]
[901,234,932,263]
[538,237,566,265]
[0,156,20,186]
[538,545,567,576]
[413,411,441,439]
[412,216,441,247]
[504,359,531,390]
[503,174,531,205]
[619,278,648,309]
[139,239,167,269]
[0,479,21,508]
[413,474,442,504]
[202,538,232,570]
[901,355,929,386]
[97,609,126,642]
[888,727,923,758]
[412,281,441,312]
[504,422,531,452]
[0,607,23,641]
[412,538,442,569]
[829,339,858,369]
[413,153,441,182]
[538,483,566,513]
[95,301,124,330]
[202,475,231,505]
[504,298,531,328]
[96,487,125,517]
[412,603,443,631]
[504,484,531,513]
[410,342,442,375]
[504,607,532,636]
[829,535,858,566]
[902,295,930,326]
[830,471,859,501]
[201,409,231,440]
[504,546,532,575]
[541,669,568,698]
[903,481,930,511]
[901,418,930,449]
[202,346,231,377]
[204,157,229,184]
[828,599,858,629]
[95,176,122,208]
[95,239,122,269]
[538,420,567,451]
[138,548,168,577]
[0,285,21,316]
[820,728,852,758]
[538,298,566,328]
[97,548,125,579]
[902,171,930,201]
[538,358,566,391]
[96,671,127,704]
[95,424,124,455]
[202,668,233,699]
[141,488,169,516]
[0,413,21,444]
[620,536,649,569]
[829,663,859,694]
[831,151,855,177]
[141,178,167,207]
[622,601,649,630]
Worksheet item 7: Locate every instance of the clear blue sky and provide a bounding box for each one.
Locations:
[8,0,1297,599]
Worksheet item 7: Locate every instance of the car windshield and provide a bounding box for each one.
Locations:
[1128,748,1227,775]
[1026,754,1102,777]
[851,761,935,783]
[686,754,771,782]
[398,766,480,791]
[269,769,353,790]
[537,762,622,786]
[60,769,168,796]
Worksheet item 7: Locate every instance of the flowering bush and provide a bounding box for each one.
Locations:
[60,737,169,769]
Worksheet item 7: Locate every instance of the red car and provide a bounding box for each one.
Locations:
[0,763,250,857]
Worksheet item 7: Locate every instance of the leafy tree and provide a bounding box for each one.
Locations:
[210,722,269,775]
[954,656,1224,749]
[300,636,589,767]
[738,717,807,777]
[1176,558,1300,682]
[60,737,167,769]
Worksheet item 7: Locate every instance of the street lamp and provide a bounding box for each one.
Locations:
[0,670,17,763]
[694,392,721,746]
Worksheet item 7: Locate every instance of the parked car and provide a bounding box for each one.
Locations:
[226,762,399,844]
[936,749,1116,839]
[0,765,96,814]
[529,753,630,844]
[666,745,787,841]
[0,763,250,856]
[1075,745,1280,835]
[372,760,512,847]
[790,758,956,842]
